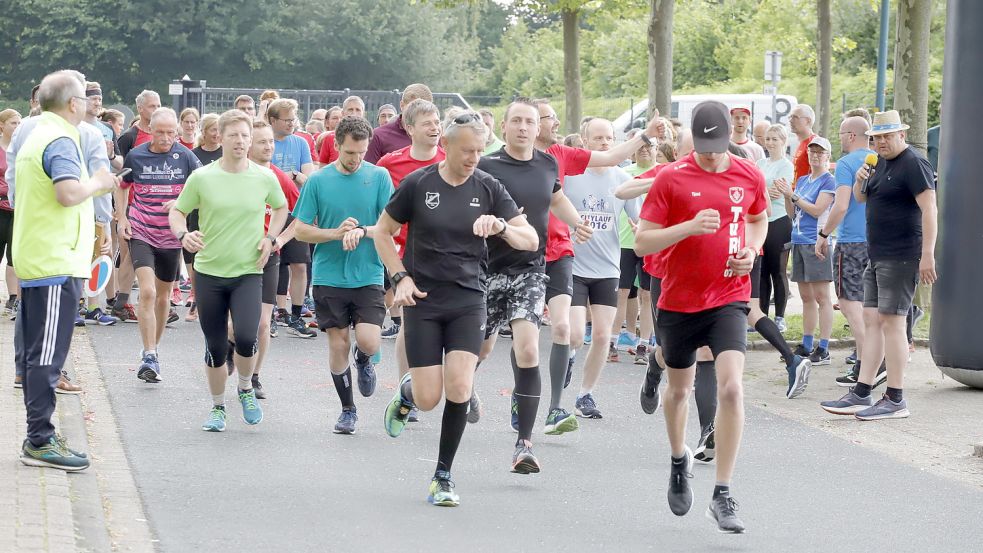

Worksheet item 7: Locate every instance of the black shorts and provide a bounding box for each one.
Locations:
[0,209,13,267]
[182,210,199,265]
[749,256,762,299]
[619,248,651,291]
[572,276,619,308]
[261,253,280,305]
[279,237,311,265]
[545,255,574,302]
[129,238,181,282]
[313,285,386,330]
[657,302,750,368]
[403,285,486,367]
[863,259,919,316]
[834,242,868,302]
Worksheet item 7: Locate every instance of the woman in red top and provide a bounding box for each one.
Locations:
[178,108,199,150]
[0,109,21,316]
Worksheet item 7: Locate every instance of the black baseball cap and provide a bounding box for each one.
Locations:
[691,101,731,154]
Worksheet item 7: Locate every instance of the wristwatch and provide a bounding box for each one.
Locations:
[791,193,801,203]
[391,271,410,287]
[266,234,277,245]
[818,230,830,239]
[177,230,188,242]
[494,218,507,236]
[355,225,367,236]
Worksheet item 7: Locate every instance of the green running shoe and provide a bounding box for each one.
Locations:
[427,471,460,507]
[384,373,414,438]
[202,406,227,432]
[20,436,90,472]
[544,407,579,435]
[239,389,264,425]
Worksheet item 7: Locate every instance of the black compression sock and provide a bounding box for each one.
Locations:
[755,317,794,361]
[694,361,717,429]
[886,386,903,403]
[331,368,354,408]
[291,304,302,318]
[436,398,468,475]
[713,485,730,498]
[853,382,872,398]
[548,343,570,411]
[513,352,541,442]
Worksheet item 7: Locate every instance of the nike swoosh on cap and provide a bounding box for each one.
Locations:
[703,126,718,134]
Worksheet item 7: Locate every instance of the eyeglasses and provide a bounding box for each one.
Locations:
[540,114,558,121]
[274,117,296,124]
[807,150,829,156]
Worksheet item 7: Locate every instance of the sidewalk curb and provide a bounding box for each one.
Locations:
[71,327,157,552]
[747,337,931,351]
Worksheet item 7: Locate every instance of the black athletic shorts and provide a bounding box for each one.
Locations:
[749,256,762,299]
[182,210,199,265]
[619,248,651,291]
[572,276,619,308]
[545,255,574,302]
[279,237,311,265]
[657,302,750,369]
[261,252,280,305]
[128,238,181,282]
[313,284,386,330]
[403,285,486,367]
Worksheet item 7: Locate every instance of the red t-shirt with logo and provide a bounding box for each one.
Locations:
[265,165,301,233]
[639,152,767,313]
[377,145,446,255]
[545,143,592,261]
[317,132,338,165]
[792,133,815,186]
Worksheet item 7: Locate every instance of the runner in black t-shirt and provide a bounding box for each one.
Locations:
[376,112,536,507]
[821,110,937,421]
[475,99,592,473]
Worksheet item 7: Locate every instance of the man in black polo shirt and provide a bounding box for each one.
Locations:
[377,112,537,507]
[476,98,592,473]
[821,110,938,420]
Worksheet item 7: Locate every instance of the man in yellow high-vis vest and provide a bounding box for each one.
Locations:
[13,70,118,472]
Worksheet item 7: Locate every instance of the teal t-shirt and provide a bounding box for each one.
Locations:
[617,163,651,248]
[292,162,394,288]
[756,157,794,222]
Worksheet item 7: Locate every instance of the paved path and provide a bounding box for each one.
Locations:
[70,311,982,552]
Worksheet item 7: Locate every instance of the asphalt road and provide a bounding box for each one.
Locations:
[87,312,983,552]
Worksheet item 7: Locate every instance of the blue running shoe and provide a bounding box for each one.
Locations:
[510,393,519,432]
[855,394,910,421]
[334,407,358,434]
[575,393,602,419]
[352,344,377,397]
[202,406,227,432]
[137,353,161,383]
[74,312,85,327]
[820,389,874,415]
[785,355,811,399]
[239,389,263,425]
[384,373,414,437]
[85,308,118,326]
[20,436,89,472]
[617,330,639,349]
[584,322,592,345]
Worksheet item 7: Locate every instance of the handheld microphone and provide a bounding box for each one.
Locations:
[860,153,878,195]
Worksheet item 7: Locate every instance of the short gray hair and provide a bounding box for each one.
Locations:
[150,107,178,128]
[136,90,160,108]
[403,99,439,127]
[342,95,365,110]
[793,103,815,123]
[443,111,487,143]
[38,70,86,112]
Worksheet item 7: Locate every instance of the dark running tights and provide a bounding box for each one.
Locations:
[759,215,792,318]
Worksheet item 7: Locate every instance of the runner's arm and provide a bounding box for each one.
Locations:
[266,204,288,240]
[586,115,663,168]
[294,217,357,244]
[274,219,299,247]
[791,191,835,219]
[373,211,407,276]
[819,187,851,237]
[549,190,582,227]
[614,177,655,200]
[745,210,768,252]
[492,214,538,252]
[633,219,692,256]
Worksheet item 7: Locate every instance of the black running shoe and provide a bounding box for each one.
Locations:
[836,364,860,387]
[511,441,541,474]
[287,315,317,338]
[793,343,812,358]
[694,423,715,463]
[809,347,831,366]
[706,494,745,533]
[872,361,888,389]
[668,446,694,516]
[251,375,266,400]
[640,354,664,415]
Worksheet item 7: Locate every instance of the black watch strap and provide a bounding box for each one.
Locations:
[391,271,409,286]
[818,230,829,239]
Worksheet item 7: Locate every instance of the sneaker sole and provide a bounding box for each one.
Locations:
[288,329,317,338]
[694,450,715,463]
[705,507,746,534]
[786,360,811,399]
[856,408,910,421]
[574,409,602,419]
[820,403,871,415]
[428,496,459,507]
[55,387,83,395]
[640,385,661,415]
[511,458,541,474]
[467,402,481,424]
[333,427,356,435]
[202,425,226,432]
[137,368,161,383]
[836,379,858,387]
[544,416,579,435]
[810,357,832,366]
[20,455,90,472]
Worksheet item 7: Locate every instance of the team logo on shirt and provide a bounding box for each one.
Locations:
[172,153,180,160]
[728,186,744,204]
[425,192,440,209]
[582,195,610,211]
[470,197,481,207]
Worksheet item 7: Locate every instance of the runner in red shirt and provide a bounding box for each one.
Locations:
[530,98,665,411]
[634,101,768,535]
[375,99,446,400]
[789,104,817,184]
[248,120,303,399]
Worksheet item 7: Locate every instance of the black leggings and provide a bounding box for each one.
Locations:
[194,272,262,367]
[759,215,792,317]
[0,209,13,266]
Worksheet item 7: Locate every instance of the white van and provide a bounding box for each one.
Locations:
[612,93,799,141]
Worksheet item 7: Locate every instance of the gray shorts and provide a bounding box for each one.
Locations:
[863,259,919,316]
[485,272,547,338]
[791,243,833,283]
[833,242,869,302]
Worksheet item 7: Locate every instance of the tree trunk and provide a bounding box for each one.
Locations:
[648,0,674,120]
[816,0,832,137]
[894,0,933,155]
[561,8,582,135]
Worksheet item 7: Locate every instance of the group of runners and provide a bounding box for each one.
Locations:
[1,69,938,535]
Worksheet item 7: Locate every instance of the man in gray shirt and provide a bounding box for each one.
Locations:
[564,118,640,419]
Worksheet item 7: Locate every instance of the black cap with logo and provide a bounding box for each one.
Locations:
[691,101,731,154]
